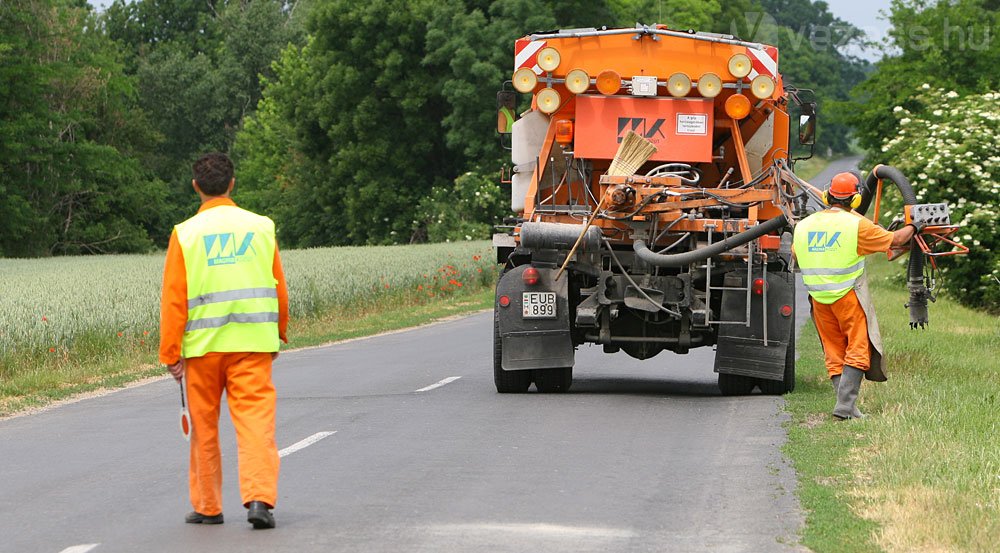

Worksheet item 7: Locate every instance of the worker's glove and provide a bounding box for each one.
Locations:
[907,220,926,233]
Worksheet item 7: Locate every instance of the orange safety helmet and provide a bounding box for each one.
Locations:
[824,172,863,209]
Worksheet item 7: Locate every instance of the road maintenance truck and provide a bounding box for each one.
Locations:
[493,24,963,395]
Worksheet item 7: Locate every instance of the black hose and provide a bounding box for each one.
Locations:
[633,215,788,267]
[859,165,927,328]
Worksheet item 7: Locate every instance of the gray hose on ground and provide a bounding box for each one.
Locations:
[858,165,928,328]
[633,215,788,267]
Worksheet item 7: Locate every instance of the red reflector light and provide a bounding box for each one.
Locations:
[780,304,793,317]
[752,278,766,296]
[498,295,510,308]
[522,266,540,286]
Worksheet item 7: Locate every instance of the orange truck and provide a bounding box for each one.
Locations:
[492,24,822,394]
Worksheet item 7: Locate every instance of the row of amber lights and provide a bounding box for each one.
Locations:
[512,48,775,119]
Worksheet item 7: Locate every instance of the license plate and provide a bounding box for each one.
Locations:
[522,292,557,319]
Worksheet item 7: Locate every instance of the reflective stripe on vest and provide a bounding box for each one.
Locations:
[793,209,865,304]
[175,204,280,357]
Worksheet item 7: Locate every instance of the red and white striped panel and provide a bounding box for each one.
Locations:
[514,39,546,75]
[747,46,779,80]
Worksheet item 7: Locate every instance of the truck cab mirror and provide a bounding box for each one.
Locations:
[798,104,817,146]
[497,91,518,134]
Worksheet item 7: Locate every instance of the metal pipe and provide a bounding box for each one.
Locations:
[633,216,788,267]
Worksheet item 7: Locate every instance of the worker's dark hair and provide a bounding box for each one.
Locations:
[827,195,854,209]
[192,153,234,196]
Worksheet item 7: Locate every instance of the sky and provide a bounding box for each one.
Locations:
[824,0,896,60]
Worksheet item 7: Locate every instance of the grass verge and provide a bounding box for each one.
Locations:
[0,285,494,418]
[792,156,831,181]
[786,256,1000,552]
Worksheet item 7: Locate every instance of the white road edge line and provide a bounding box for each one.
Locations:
[415,376,462,393]
[278,431,337,458]
[59,545,100,553]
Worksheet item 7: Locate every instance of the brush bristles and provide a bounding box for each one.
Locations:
[607,131,658,177]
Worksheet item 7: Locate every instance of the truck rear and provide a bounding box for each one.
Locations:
[493,24,820,394]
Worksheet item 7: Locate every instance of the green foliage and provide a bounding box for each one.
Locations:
[609,0,721,30]
[103,0,305,244]
[417,171,508,243]
[0,0,165,256]
[852,0,1000,156]
[877,87,1000,311]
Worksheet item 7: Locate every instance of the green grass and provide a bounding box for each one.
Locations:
[786,256,1000,552]
[0,242,497,416]
[792,156,831,181]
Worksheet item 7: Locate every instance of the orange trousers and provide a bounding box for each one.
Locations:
[811,290,871,378]
[185,352,279,515]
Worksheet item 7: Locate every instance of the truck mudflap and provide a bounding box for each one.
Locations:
[714,269,795,381]
[496,265,574,370]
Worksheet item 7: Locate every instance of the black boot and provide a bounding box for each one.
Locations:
[833,365,865,420]
[185,511,224,524]
[246,501,275,529]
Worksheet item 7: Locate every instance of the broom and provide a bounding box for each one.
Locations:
[555,130,658,280]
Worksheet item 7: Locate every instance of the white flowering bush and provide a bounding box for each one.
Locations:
[880,86,1000,311]
[417,170,507,243]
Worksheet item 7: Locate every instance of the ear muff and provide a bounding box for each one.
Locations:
[824,190,862,208]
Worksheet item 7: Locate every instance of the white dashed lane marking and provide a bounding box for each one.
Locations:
[415,376,462,393]
[278,431,336,458]
[59,545,100,553]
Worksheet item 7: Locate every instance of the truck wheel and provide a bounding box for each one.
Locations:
[533,367,573,393]
[718,373,756,396]
[494,310,532,393]
[758,326,796,395]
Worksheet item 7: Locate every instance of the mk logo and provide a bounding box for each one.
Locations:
[807,231,842,253]
[203,232,256,266]
[617,117,666,143]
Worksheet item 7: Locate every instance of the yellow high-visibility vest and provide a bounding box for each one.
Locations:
[793,209,865,304]
[175,204,280,357]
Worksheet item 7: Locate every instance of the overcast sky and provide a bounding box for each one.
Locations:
[825,0,895,60]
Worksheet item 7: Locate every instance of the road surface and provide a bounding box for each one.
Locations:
[0,157,861,553]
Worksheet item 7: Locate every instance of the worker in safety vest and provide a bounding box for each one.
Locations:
[159,152,289,529]
[792,172,919,420]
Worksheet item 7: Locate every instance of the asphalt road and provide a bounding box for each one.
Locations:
[1,158,860,553]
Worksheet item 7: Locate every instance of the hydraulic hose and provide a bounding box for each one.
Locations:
[633,215,788,267]
[858,165,928,328]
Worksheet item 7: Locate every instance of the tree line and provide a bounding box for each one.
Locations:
[1,0,870,256]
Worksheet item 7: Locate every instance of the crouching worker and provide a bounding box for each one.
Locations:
[159,152,289,528]
[792,172,919,420]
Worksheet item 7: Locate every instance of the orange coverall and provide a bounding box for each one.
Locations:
[159,197,289,516]
[810,215,893,378]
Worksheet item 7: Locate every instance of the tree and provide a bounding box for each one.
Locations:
[852,0,1000,156]
[102,0,305,245]
[0,0,165,256]
[878,87,1000,312]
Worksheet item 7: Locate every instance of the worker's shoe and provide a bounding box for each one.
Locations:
[185,511,224,524]
[831,374,841,392]
[833,365,865,420]
[246,501,275,529]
